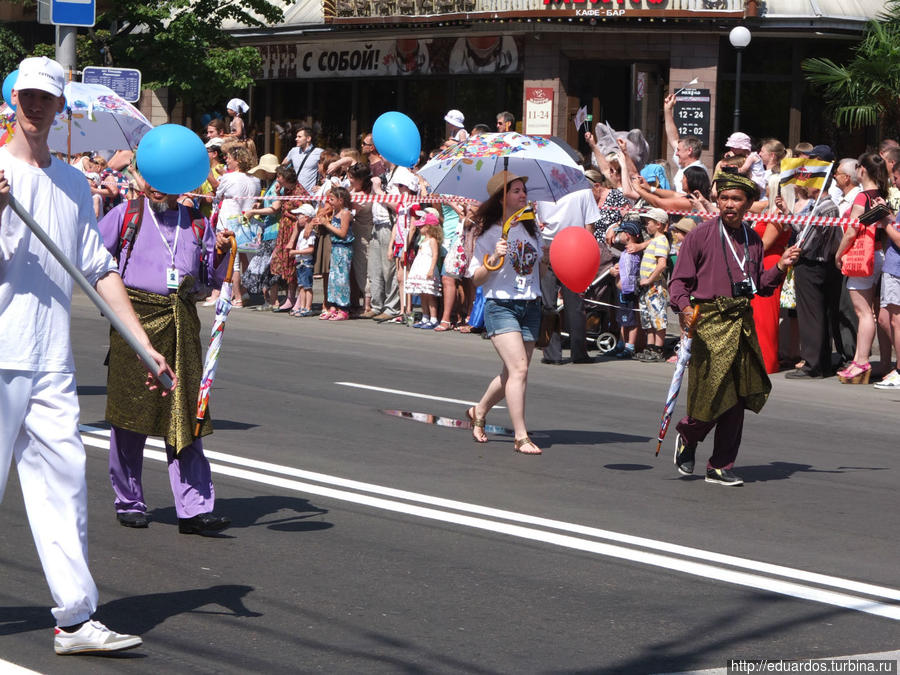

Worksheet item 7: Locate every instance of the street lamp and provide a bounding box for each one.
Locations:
[729,25,751,134]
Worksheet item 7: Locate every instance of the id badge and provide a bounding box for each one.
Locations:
[515,275,527,293]
[166,267,179,290]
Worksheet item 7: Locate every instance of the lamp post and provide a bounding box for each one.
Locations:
[729,25,751,134]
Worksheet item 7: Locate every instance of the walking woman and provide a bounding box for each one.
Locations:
[466,172,543,455]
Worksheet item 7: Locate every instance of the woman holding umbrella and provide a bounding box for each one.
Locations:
[466,171,543,455]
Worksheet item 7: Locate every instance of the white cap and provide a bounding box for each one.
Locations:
[205,137,224,149]
[291,204,317,218]
[444,109,465,128]
[388,166,419,192]
[226,98,249,114]
[15,56,65,98]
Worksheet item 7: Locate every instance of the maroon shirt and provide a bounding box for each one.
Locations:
[669,217,785,312]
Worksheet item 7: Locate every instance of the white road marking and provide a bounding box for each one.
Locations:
[79,427,900,622]
[0,660,43,674]
[335,381,504,408]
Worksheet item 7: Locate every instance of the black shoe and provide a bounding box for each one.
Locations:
[673,433,696,476]
[784,368,821,379]
[541,358,564,365]
[571,356,594,364]
[117,512,149,528]
[178,513,231,535]
[705,467,744,486]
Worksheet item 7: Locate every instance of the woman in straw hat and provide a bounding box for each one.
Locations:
[465,171,543,455]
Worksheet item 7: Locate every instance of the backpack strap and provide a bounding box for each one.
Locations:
[117,197,145,276]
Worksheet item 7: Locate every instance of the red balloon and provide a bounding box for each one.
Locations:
[549,226,601,293]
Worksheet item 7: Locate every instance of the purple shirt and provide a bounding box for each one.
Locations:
[98,200,227,295]
[669,217,785,312]
[885,213,900,278]
[618,250,641,295]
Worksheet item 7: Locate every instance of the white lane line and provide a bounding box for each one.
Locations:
[79,429,900,621]
[335,381,505,408]
[0,660,43,674]
[79,425,900,603]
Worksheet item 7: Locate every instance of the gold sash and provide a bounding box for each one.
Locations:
[105,277,211,453]
[686,296,771,422]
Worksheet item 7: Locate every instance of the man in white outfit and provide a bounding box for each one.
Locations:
[0,56,174,655]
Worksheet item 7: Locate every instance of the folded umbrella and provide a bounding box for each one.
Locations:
[655,306,700,456]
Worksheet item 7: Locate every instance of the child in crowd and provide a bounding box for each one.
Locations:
[610,220,643,359]
[636,208,671,362]
[668,217,696,269]
[289,204,318,317]
[406,209,443,329]
[320,187,355,321]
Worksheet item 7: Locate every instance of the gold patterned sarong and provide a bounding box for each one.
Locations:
[686,296,771,422]
[105,277,212,453]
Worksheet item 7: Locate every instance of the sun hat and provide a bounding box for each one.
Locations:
[413,211,440,227]
[640,207,669,225]
[670,217,697,234]
[291,204,317,218]
[205,137,224,149]
[388,166,419,192]
[725,132,752,152]
[14,56,65,98]
[249,153,280,178]
[486,170,528,199]
[616,221,642,237]
[444,109,465,129]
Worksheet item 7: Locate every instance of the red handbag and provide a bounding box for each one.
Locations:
[840,224,875,277]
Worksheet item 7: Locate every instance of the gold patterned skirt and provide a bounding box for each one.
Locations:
[686,296,771,423]
[105,278,212,453]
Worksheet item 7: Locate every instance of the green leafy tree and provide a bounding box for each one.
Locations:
[803,0,900,137]
[34,0,285,114]
[0,26,27,80]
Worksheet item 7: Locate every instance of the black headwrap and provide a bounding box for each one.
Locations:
[713,170,759,201]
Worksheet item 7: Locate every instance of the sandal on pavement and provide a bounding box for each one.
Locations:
[837,360,871,384]
[514,436,542,455]
[465,407,487,443]
[433,321,452,332]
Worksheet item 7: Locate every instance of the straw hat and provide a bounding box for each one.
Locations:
[486,170,528,199]
[249,154,279,178]
[671,217,697,234]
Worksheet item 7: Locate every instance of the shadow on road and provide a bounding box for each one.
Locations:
[149,495,332,533]
[736,461,880,483]
[76,384,107,396]
[536,429,652,448]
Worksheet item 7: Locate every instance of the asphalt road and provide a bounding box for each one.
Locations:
[1,293,898,674]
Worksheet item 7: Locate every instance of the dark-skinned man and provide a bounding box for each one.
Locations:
[669,169,800,486]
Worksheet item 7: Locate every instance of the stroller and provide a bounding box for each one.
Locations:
[554,265,620,354]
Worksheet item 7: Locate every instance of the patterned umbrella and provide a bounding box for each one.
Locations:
[655,307,700,456]
[2,83,152,153]
[194,237,237,437]
[418,132,591,203]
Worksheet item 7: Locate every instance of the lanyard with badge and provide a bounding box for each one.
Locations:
[148,206,184,290]
[719,221,757,297]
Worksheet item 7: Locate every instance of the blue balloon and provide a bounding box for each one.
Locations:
[373,111,421,168]
[2,70,18,110]
[136,124,209,195]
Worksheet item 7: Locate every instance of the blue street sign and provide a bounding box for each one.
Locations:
[82,67,142,103]
[51,0,95,27]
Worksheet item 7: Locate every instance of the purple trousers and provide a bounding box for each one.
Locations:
[109,426,215,519]
[675,400,745,470]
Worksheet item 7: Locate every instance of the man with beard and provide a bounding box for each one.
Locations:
[97,176,233,533]
[669,170,800,486]
[1,56,174,654]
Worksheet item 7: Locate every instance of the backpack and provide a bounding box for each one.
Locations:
[116,198,209,282]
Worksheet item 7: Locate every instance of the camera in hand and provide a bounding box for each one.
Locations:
[732,279,754,299]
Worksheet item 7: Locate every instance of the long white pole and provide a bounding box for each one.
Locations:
[7,195,174,390]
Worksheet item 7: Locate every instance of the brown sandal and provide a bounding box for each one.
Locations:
[514,436,542,455]
[465,407,487,443]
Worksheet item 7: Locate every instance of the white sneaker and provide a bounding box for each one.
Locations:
[54,620,142,655]
[874,370,900,389]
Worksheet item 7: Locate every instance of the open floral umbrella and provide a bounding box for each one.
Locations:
[418,132,591,203]
[1,83,152,153]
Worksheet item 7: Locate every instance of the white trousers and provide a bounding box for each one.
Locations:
[0,370,98,626]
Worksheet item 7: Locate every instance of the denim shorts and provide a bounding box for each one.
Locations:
[295,256,314,289]
[484,298,542,342]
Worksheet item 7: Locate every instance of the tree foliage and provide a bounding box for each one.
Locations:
[34,0,285,111]
[0,26,27,78]
[803,0,900,136]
